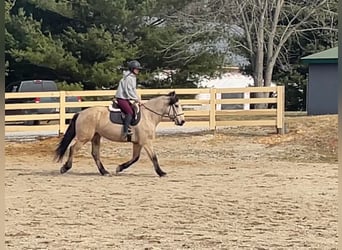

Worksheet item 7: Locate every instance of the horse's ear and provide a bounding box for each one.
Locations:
[168,91,176,97]
[168,91,178,105]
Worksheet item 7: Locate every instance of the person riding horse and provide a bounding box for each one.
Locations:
[55,91,185,177]
[115,60,143,139]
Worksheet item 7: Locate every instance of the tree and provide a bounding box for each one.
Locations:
[272,0,338,110]
[227,0,337,88]
[5,0,139,89]
[5,0,227,89]
[133,0,228,87]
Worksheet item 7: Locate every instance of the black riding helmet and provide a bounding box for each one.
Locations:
[127,60,143,72]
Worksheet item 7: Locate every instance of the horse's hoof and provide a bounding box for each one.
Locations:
[103,172,112,177]
[60,167,68,174]
[99,170,111,176]
[99,168,111,176]
[115,166,121,174]
[158,172,167,177]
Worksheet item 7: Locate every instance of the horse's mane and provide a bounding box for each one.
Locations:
[146,91,178,106]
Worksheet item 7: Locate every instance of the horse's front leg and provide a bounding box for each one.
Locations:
[116,143,142,174]
[143,142,166,177]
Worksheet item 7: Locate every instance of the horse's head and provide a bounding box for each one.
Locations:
[167,91,185,126]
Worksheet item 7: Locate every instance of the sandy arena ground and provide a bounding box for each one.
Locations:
[5,115,338,249]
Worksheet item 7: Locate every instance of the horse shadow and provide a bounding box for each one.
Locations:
[16,170,102,177]
[15,169,166,178]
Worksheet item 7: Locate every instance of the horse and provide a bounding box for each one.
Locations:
[54,91,185,177]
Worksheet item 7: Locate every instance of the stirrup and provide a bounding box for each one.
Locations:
[123,132,133,142]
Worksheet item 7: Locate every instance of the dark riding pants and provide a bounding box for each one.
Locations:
[117,98,134,115]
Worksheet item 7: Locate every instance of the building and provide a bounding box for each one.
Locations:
[196,70,254,110]
[301,47,338,115]
[195,67,276,110]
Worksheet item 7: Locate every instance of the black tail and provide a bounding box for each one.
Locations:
[54,113,79,162]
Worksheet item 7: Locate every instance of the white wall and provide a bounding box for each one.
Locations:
[195,73,254,110]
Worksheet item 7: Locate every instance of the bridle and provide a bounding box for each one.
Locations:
[141,103,184,121]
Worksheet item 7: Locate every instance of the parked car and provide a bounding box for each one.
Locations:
[5,80,82,125]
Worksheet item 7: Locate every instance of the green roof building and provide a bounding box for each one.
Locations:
[301,47,338,115]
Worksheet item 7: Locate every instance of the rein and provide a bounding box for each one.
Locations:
[141,104,184,120]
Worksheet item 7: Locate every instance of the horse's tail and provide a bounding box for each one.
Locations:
[54,113,79,162]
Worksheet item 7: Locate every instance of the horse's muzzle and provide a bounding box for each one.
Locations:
[176,120,185,126]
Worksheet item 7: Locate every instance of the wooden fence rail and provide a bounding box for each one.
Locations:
[5,86,285,134]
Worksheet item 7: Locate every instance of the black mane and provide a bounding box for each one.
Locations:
[167,91,178,105]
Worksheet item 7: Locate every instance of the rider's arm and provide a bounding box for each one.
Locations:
[125,76,140,102]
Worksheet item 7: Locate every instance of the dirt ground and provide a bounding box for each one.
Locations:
[5,115,338,249]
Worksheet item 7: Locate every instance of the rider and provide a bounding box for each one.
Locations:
[115,60,142,139]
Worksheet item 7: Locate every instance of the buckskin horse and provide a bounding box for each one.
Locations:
[54,91,185,177]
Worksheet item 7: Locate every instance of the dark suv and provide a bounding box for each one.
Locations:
[5,80,82,125]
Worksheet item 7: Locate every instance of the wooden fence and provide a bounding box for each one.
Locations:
[5,86,285,134]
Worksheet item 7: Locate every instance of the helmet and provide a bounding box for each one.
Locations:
[127,60,142,71]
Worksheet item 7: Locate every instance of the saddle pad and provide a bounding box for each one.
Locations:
[109,111,125,125]
[109,111,141,126]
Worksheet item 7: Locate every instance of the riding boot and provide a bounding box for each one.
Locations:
[123,114,133,139]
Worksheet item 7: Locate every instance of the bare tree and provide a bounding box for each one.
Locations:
[145,0,229,66]
[139,0,337,90]
[226,0,337,87]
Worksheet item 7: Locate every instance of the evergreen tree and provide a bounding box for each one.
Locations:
[5,0,225,89]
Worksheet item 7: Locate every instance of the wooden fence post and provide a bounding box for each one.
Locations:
[276,86,285,134]
[209,88,216,130]
[59,91,66,135]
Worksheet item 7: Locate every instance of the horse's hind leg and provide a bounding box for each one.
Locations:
[143,142,166,177]
[116,143,142,174]
[91,133,110,176]
[60,140,86,174]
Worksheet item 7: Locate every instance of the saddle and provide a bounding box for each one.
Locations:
[108,99,141,125]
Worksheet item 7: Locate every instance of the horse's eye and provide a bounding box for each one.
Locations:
[174,104,179,108]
